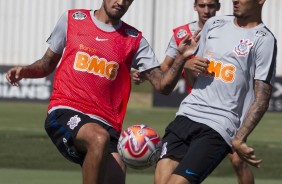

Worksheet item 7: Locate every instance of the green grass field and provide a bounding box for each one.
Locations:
[0,92,281,184]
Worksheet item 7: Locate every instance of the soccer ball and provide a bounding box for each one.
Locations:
[118,124,161,169]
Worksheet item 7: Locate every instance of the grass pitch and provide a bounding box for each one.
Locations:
[0,169,282,184]
[0,92,281,183]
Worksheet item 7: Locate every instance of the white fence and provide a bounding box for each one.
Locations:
[0,0,281,75]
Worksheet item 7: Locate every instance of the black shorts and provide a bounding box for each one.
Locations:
[44,109,120,165]
[159,116,231,184]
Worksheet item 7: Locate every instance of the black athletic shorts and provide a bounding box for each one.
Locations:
[159,116,231,184]
[44,109,120,165]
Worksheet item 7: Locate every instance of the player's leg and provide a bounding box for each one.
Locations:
[45,109,118,184]
[228,152,254,184]
[155,158,179,184]
[155,116,189,184]
[104,152,126,184]
[75,122,110,184]
[161,117,231,184]
[104,127,126,184]
[76,120,126,184]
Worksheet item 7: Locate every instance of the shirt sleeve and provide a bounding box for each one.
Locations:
[165,35,178,59]
[131,37,160,72]
[46,11,68,54]
[254,35,277,84]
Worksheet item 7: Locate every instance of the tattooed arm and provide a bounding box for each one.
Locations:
[142,53,188,95]
[6,48,61,86]
[142,35,199,95]
[231,80,272,168]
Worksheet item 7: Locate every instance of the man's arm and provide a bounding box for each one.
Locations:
[160,56,174,72]
[232,80,272,168]
[183,56,210,87]
[141,35,199,95]
[6,48,61,86]
[142,53,187,95]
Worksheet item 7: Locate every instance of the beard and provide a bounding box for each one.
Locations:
[233,12,246,19]
[104,3,126,20]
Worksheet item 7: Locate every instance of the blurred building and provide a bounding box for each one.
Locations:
[0,0,281,110]
[0,0,281,74]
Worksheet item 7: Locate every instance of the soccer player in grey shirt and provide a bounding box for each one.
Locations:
[134,0,254,183]
[162,0,254,183]
[155,0,277,184]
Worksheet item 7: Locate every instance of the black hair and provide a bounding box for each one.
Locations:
[195,0,220,3]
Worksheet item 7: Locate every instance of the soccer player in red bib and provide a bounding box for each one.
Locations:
[6,0,198,184]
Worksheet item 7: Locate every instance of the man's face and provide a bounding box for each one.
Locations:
[103,0,134,20]
[232,0,261,18]
[194,0,220,23]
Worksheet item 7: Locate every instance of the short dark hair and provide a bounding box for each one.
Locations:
[195,0,220,3]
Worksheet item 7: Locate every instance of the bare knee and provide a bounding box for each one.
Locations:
[75,123,110,153]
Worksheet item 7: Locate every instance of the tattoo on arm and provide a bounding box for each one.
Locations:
[235,80,272,141]
[24,48,61,78]
[144,68,163,89]
[144,58,185,94]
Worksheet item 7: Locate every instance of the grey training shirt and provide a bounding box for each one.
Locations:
[176,15,277,146]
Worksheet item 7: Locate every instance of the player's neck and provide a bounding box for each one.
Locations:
[94,9,120,26]
[234,15,262,28]
[198,20,205,29]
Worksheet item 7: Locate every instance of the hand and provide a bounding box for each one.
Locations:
[184,57,209,74]
[177,29,201,59]
[6,66,25,86]
[131,70,145,85]
[231,139,262,168]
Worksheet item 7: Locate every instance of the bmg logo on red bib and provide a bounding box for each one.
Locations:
[74,51,119,80]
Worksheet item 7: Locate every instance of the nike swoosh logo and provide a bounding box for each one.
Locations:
[185,169,198,176]
[208,35,219,39]
[96,36,108,41]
